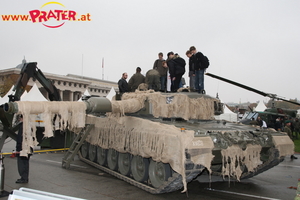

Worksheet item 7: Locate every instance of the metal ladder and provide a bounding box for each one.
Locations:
[62,124,94,169]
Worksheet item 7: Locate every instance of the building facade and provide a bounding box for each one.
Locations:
[0,59,118,101]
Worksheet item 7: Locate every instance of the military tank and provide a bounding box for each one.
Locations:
[3,89,294,194]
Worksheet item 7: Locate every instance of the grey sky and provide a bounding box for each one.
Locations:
[1,0,299,103]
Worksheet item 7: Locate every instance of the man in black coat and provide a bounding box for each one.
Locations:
[189,46,206,93]
[16,115,31,183]
[118,72,129,94]
[165,52,186,92]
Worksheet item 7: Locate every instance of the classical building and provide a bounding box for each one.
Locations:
[0,58,118,101]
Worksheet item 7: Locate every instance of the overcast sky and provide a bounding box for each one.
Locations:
[1,0,299,103]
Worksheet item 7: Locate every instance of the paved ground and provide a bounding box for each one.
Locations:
[1,139,299,200]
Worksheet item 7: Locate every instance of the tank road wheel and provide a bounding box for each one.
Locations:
[97,147,107,166]
[107,149,119,171]
[80,142,89,158]
[118,153,131,176]
[149,159,172,188]
[88,144,97,162]
[131,155,149,182]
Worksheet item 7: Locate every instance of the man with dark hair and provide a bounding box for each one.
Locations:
[164,53,186,92]
[153,52,167,92]
[189,46,206,94]
[118,72,129,94]
[128,67,145,92]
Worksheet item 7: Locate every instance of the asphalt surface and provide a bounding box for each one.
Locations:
[1,139,299,200]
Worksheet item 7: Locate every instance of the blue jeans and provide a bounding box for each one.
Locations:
[160,76,166,91]
[195,69,205,92]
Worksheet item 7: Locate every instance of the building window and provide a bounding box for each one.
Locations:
[79,84,81,88]
[74,83,77,87]
[84,85,86,88]
[58,81,61,85]
[63,82,66,86]
[69,82,72,86]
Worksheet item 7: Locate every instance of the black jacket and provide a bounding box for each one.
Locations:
[118,78,129,93]
[192,52,205,71]
[168,57,186,77]
[16,122,23,152]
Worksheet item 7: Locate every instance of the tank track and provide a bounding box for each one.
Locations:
[78,152,202,194]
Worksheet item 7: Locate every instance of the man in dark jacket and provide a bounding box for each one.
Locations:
[189,46,206,93]
[118,72,129,94]
[16,115,31,183]
[165,52,186,92]
[128,67,145,92]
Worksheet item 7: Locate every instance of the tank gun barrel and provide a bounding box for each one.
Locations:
[205,73,268,97]
[3,97,112,115]
[206,72,300,106]
[84,97,112,113]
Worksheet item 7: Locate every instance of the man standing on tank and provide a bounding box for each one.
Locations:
[128,67,145,92]
[189,46,206,93]
[145,69,161,91]
[186,50,195,91]
[164,52,186,92]
[118,72,129,94]
[153,52,167,92]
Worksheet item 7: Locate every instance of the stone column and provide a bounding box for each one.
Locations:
[69,91,73,101]
[59,90,64,101]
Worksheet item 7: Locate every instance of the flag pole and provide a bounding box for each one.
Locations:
[102,58,104,80]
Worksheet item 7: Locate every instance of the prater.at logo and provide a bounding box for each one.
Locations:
[29,2,91,28]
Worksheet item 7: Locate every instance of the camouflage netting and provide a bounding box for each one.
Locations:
[272,135,294,157]
[221,144,262,181]
[13,97,294,193]
[85,115,215,193]
[120,91,217,120]
[14,98,215,193]
[15,101,86,156]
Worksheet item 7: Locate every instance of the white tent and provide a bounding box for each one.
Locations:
[254,100,267,112]
[297,109,300,118]
[21,83,48,128]
[215,104,238,122]
[106,87,116,101]
[21,83,48,101]
[78,89,91,102]
[83,89,91,96]
[21,90,28,99]
[0,85,14,104]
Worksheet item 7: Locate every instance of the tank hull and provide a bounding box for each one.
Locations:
[78,115,293,194]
